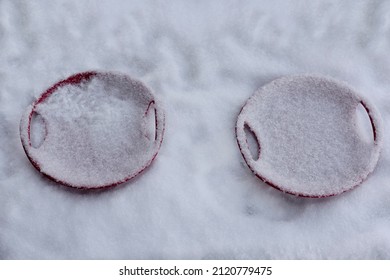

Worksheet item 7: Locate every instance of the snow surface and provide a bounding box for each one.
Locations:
[20,73,163,188]
[1,0,390,259]
[236,75,382,197]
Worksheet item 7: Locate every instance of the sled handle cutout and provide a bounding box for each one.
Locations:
[144,100,159,142]
[29,111,47,149]
[243,122,260,161]
[357,101,376,144]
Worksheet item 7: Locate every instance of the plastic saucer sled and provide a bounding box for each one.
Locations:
[20,71,165,189]
[236,75,383,198]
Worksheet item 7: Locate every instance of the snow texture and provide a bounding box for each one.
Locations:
[20,72,164,188]
[1,0,390,259]
[236,75,382,197]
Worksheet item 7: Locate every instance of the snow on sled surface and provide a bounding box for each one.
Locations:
[1,0,390,259]
[20,72,164,189]
[236,75,382,197]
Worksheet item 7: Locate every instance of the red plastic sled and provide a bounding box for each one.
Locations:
[20,71,165,190]
[236,75,382,198]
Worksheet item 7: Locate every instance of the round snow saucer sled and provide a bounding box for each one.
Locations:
[236,75,382,198]
[20,71,165,189]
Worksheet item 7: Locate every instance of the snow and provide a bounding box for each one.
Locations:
[236,75,382,197]
[20,72,164,188]
[1,0,390,259]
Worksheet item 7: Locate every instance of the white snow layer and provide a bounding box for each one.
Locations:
[236,75,382,197]
[21,73,163,188]
[0,0,390,259]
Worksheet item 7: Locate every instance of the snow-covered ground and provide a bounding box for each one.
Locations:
[1,0,390,259]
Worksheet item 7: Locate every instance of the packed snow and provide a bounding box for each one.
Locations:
[1,0,390,259]
[236,75,382,197]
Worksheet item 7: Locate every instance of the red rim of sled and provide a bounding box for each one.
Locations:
[235,75,383,198]
[20,71,165,190]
